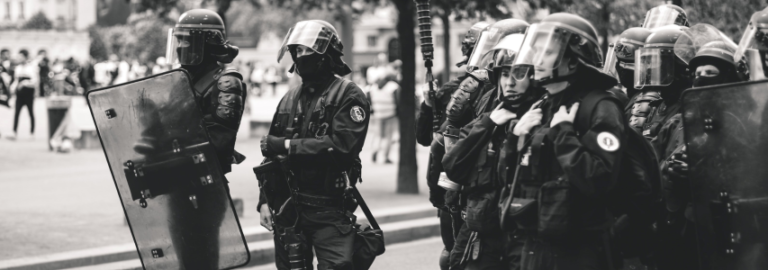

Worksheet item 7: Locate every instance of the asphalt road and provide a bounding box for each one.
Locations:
[242,237,444,270]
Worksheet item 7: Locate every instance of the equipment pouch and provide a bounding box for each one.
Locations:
[465,190,499,233]
[537,179,571,238]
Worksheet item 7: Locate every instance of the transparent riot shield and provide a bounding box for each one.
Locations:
[87,70,249,270]
[682,80,768,270]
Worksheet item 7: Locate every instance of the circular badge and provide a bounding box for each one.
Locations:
[350,106,366,123]
[596,132,620,152]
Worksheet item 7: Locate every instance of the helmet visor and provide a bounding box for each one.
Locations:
[513,23,571,80]
[468,34,524,72]
[603,44,619,79]
[733,23,767,64]
[635,47,676,88]
[166,28,205,66]
[643,6,684,29]
[466,31,502,72]
[493,35,525,69]
[277,21,334,63]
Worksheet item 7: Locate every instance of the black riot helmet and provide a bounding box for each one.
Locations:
[642,4,689,29]
[466,19,529,72]
[734,7,768,81]
[457,22,490,67]
[609,27,653,90]
[635,25,692,91]
[166,9,239,65]
[690,41,743,87]
[513,13,615,89]
[277,20,351,76]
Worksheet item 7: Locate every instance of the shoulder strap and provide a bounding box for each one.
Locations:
[352,186,380,230]
[575,90,621,135]
[326,77,352,107]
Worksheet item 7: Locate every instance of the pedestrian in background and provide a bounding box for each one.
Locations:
[369,62,399,164]
[9,49,39,140]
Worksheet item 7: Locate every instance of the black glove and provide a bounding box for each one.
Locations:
[666,147,688,180]
[261,135,287,157]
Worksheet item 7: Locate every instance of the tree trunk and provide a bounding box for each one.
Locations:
[440,12,451,84]
[217,0,233,26]
[393,0,419,194]
[600,3,610,54]
[339,2,356,80]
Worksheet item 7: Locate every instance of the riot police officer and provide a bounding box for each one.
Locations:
[612,28,656,134]
[509,13,622,270]
[634,25,695,270]
[442,28,540,270]
[257,20,369,270]
[161,9,246,172]
[146,9,248,269]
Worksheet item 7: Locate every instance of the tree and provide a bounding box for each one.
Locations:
[392,0,419,194]
[22,11,53,30]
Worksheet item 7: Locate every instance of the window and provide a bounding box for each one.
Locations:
[4,2,10,20]
[18,1,23,19]
[367,36,378,48]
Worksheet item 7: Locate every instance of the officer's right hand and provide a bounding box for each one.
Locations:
[513,108,543,136]
[490,103,517,125]
[260,204,273,231]
[667,146,689,180]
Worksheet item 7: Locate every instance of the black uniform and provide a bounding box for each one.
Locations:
[515,83,624,270]
[443,88,532,270]
[416,76,494,269]
[258,75,370,270]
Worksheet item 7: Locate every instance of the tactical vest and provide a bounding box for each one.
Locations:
[629,91,661,136]
[271,77,362,195]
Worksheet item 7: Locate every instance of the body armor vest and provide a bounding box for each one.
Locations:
[629,91,661,135]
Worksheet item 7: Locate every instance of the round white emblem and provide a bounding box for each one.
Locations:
[350,106,366,123]
[596,132,620,152]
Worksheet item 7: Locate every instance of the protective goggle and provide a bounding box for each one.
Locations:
[634,47,676,89]
[277,21,338,63]
[614,38,644,61]
[642,6,687,29]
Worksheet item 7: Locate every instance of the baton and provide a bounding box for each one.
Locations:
[414,0,441,132]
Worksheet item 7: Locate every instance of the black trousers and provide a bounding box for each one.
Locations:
[273,206,356,270]
[13,86,35,134]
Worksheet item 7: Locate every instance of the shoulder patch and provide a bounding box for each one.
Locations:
[596,132,620,152]
[350,106,366,123]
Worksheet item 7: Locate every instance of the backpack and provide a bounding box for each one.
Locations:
[575,90,662,258]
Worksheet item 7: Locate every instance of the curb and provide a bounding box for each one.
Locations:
[1,204,438,270]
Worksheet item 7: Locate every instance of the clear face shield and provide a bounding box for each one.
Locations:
[643,6,685,29]
[277,21,335,63]
[467,34,525,72]
[635,47,676,89]
[604,44,619,79]
[734,23,768,81]
[165,28,206,65]
[512,23,571,81]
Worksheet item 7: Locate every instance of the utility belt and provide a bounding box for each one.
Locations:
[294,192,345,208]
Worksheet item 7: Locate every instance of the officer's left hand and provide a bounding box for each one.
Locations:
[490,103,517,125]
[550,103,580,127]
[667,146,689,179]
[260,135,287,156]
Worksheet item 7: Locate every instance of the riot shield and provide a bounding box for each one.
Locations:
[87,70,249,270]
[682,80,768,270]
